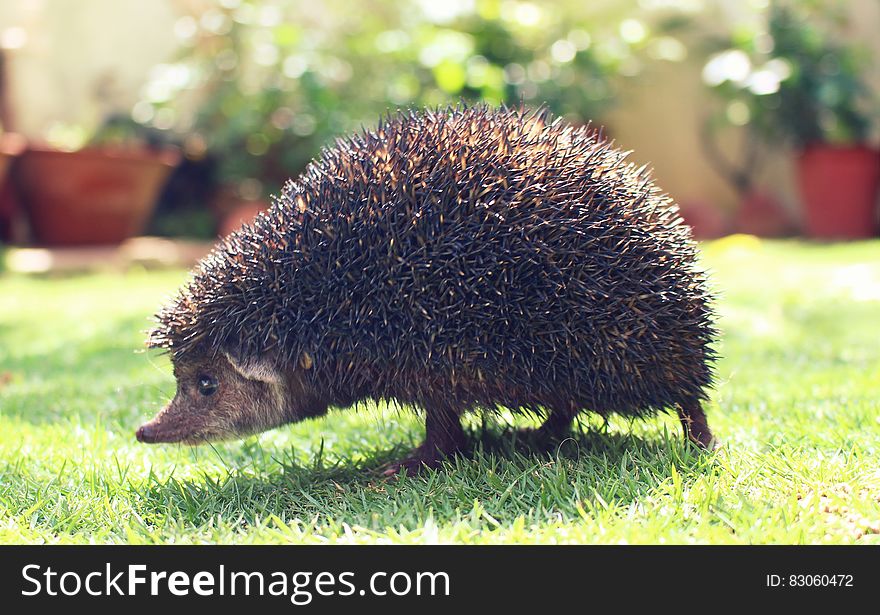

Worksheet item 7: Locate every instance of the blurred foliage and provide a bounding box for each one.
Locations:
[701,0,877,147]
[149,207,217,238]
[88,114,167,149]
[135,0,686,196]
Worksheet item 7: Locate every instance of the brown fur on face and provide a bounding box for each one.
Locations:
[136,351,328,445]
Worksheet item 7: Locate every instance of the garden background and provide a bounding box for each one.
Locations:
[0,0,878,544]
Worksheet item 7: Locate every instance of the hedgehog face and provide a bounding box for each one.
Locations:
[136,351,328,445]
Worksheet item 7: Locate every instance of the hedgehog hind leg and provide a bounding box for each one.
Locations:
[676,398,717,450]
[383,402,467,476]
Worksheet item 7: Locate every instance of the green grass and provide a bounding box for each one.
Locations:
[1,238,879,544]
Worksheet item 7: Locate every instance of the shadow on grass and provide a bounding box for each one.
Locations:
[127,425,716,534]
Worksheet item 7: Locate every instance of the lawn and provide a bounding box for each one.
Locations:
[1,237,878,544]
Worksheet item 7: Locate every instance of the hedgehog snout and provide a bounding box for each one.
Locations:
[136,397,206,444]
[135,412,185,444]
[135,422,159,443]
[135,423,154,443]
[135,417,170,443]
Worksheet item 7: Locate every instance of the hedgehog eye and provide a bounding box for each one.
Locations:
[197,374,219,396]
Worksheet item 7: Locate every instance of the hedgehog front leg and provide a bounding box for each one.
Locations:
[383,402,467,476]
[676,399,717,450]
[535,406,577,440]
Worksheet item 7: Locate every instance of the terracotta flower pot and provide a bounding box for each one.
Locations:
[677,200,731,239]
[15,145,180,246]
[797,144,880,240]
[733,191,796,238]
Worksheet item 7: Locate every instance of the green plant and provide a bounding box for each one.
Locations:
[702,0,876,148]
[135,0,677,197]
[88,114,169,150]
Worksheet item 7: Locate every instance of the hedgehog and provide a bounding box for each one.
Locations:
[137,105,718,474]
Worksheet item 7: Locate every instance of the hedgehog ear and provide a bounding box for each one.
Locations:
[223,351,282,384]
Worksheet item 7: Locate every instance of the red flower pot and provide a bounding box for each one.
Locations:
[678,200,731,239]
[797,144,880,240]
[14,145,180,246]
[733,191,796,238]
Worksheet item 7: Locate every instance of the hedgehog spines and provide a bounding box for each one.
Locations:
[151,104,716,420]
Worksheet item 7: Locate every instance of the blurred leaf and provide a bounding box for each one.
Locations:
[433,60,467,93]
[700,0,876,147]
[136,0,683,193]
[273,24,300,47]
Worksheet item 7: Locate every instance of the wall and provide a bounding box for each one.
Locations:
[0,0,179,138]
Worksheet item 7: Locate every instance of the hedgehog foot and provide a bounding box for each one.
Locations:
[382,446,454,476]
[677,399,717,450]
[383,405,467,476]
[535,409,577,441]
